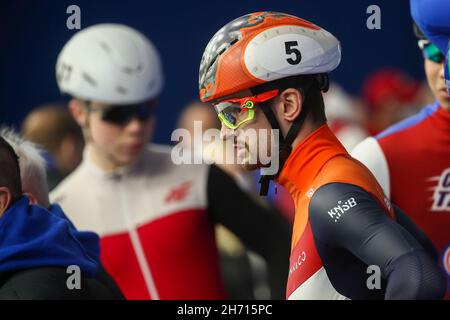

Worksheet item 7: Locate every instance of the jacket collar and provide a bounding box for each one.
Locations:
[276,124,348,195]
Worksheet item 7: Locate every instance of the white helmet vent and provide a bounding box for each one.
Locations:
[56,23,164,104]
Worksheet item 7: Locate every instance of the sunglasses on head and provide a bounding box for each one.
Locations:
[419,41,445,64]
[85,100,157,126]
[213,89,279,130]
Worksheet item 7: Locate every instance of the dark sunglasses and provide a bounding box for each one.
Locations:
[85,100,157,126]
[419,41,445,64]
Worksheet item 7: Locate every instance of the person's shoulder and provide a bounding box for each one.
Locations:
[350,138,390,197]
[351,136,390,180]
[316,153,390,202]
[308,183,357,235]
[351,136,384,162]
[375,102,439,142]
[50,163,89,204]
[320,154,376,182]
[350,137,387,171]
[308,182,382,237]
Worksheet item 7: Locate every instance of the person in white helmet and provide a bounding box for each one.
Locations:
[197,11,445,300]
[50,23,291,300]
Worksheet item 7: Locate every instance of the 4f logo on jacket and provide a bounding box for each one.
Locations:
[327,197,358,223]
[165,181,192,204]
[431,168,450,211]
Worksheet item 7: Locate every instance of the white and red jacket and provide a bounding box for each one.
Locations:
[50,144,291,300]
[50,144,226,299]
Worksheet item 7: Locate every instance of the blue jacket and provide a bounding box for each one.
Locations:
[0,196,100,277]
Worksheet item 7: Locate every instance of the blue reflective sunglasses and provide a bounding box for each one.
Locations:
[420,41,445,64]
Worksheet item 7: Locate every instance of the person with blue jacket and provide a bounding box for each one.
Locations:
[0,135,123,299]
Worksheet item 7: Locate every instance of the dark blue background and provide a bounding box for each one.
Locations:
[0,0,423,144]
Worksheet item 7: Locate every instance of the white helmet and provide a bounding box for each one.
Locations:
[56,23,163,104]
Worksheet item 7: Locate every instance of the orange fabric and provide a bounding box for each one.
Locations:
[276,124,394,251]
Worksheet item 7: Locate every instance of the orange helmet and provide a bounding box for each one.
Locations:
[199,11,341,102]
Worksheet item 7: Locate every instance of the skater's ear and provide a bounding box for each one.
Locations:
[0,187,13,217]
[69,99,89,128]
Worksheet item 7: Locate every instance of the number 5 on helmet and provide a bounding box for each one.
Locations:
[198,11,341,103]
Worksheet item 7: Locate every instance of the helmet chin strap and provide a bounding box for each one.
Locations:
[249,74,328,196]
[257,99,310,196]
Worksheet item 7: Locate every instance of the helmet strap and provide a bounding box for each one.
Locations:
[257,98,310,196]
[251,75,320,196]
